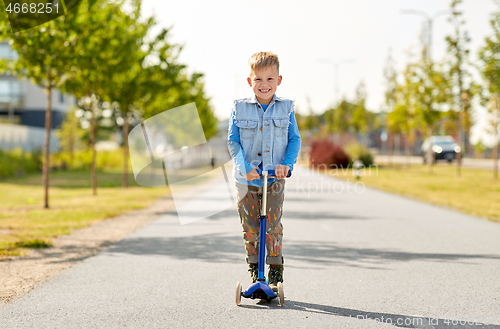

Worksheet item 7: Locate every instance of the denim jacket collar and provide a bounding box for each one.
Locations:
[246,94,283,104]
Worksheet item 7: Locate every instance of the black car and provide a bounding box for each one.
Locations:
[421,136,461,163]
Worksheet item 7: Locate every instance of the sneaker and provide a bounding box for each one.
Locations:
[267,264,283,292]
[248,263,258,284]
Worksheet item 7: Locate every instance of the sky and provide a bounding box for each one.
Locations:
[140,0,499,146]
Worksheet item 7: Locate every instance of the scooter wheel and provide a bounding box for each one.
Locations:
[235,281,242,306]
[277,282,284,306]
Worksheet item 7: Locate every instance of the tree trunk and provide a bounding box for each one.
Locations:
[90,97,97,196]
[405,134,411,169]
[494,94,499,180]
[456,104,463,178]
[395,134,400,156]
[123,112,129,188]
[387,131,393,167]
[493,129,498,180]
[69,119,74,165]
[464,129,471,157]
[427,127,433,173]
[43,86,52,209]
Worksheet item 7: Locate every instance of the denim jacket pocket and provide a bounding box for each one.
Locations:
[236,120,258,140]
[273,118,289,141]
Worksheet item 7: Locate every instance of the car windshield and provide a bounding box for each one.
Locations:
[435,141,455,146]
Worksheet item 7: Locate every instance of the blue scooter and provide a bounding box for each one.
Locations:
[235,169,291,306]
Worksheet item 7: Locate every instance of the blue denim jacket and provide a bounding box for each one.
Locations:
[227,94,301,186]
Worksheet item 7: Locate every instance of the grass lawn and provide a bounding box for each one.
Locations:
[0,169,171,257]
[313,162,500,223]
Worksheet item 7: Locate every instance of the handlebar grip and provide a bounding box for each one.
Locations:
[256,168,292,178]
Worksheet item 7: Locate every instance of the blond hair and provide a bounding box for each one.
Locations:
[248,51,280,74]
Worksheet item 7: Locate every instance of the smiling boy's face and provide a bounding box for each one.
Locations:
[247,65,282,105]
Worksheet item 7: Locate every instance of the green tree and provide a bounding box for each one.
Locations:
[388,64,418,168]
[413,59,452,172]
[352,81,369,146]
[142,68,218,143]
[331,98,354,135]
[445,0,476,177]
[383,50,399,165]
[478,5,500,179]
[302,96,320,133]
[322,107,335,135]
[319,99,357,145]
[105,15,159,188]
[63,0,151,194]
[486,94,500,179]
[140,56,217,141]
[0,10,79,208]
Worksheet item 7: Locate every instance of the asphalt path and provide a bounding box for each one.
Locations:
[1,166,500,328]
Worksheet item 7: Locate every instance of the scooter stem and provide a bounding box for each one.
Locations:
[257,171,268,280]
[261,171,268,217]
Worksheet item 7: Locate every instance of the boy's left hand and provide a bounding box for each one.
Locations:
[274,165,290,179]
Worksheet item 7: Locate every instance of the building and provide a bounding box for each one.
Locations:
[0,41,75,152]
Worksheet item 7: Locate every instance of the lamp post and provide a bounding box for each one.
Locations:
[318,58,356,106]
[318,58,356,144]
[402,9,449,171]
[401,9,450,62]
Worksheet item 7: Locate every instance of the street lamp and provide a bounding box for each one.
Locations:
[401,9,450,61]
[402,9,449,169]
[318,58,356,106]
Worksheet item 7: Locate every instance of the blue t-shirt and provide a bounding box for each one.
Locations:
[227,102,301,186]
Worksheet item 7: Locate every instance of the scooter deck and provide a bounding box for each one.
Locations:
[242,281,277,300]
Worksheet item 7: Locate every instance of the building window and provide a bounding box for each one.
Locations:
[0,81,10,103]
[0,43,18,60]
[0,81,23,105]
[60,90,65,104]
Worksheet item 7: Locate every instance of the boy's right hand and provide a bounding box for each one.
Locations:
[244,167,260,181]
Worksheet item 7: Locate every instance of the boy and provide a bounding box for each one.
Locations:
[227,51,301,292]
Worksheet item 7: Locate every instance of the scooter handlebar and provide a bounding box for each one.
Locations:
[256,168,292,178]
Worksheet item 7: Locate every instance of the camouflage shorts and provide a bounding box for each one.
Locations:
[235,179,285,265]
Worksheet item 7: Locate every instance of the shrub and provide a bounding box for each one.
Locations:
[51,148,128,171]
[309,139,351,169]
[51,149,91,170]
[0,146,128,179]
[359,152,374,167]
[0,147,41,179]
[344,142,374,167]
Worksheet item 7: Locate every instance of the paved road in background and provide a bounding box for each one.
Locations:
[375,155,497,170]
[1,166,500,328]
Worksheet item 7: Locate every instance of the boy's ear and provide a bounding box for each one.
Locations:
[247,77,252,86]
[277,75,282,86]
